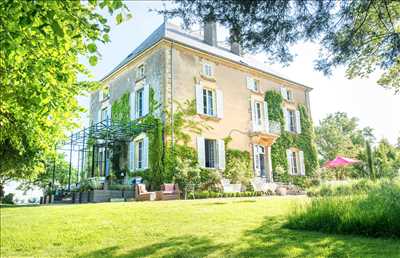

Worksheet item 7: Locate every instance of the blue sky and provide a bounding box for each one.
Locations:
[79,1,400,144]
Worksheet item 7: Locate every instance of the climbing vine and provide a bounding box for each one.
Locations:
[265,90,318,185]
[111,93,130,123]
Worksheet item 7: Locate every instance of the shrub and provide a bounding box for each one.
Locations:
[2,193,14,204]
[287,178,400,238]
[199,169,221,192]
[224,149,253,185]
[307,178,387,197]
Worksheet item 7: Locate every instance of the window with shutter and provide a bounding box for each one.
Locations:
[202,63,214,77]
[197,136,205,167]
[264,101,270,133]
[216,90,223,119]
[217,139,225,170]
[195,84,203,114]
[137,64,145,79]
[295,110,301,133]
[130,91,135,120]
[246,77,259,92]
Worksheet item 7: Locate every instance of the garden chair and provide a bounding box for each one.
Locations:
[156,183,181,200]
[135,184,156,201]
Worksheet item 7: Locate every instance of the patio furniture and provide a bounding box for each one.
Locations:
[220,179,241,193]
[135,184,156,201]
[157,183,181,200]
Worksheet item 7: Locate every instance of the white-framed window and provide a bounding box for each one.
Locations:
[251,97,270,132]
[254,101,263,127]
[284,108,301,133]
[288,109,296,132]
[286,149,305,176]
[202,62,214,77]
[246,77,260,92]
[136,139,144,170]
[101,106,111,123]
[280,87,293,101]
[197,137,225,169]
[137,64,145,79]
[98,86,110,102]
[128,134,149,171]
[136,88,144,118]
[253,144,267,177]
[196,84,223,118]
[203,88,215,116]
[205,139,217,168]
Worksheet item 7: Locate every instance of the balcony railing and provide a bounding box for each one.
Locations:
[269,120,281,135]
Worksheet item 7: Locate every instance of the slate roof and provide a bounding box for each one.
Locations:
[101,22,312,90]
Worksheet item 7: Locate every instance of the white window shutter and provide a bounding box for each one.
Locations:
[280,87,287,100]
[246,76,253,90]
[253,145,260,175]
[106,107,111,126]
[143,84,150,116]
[283,108,289,131]
[295,110,301,134]
[286,149,293,175]
[130,91,136,120]
[299,151,306,176]
[250,97,258,131]
[197,136,205,167]
[217,139,225,170]
[129,141,135,171]
[264,101,269,133]
[143,136,149,169]
[99,90,103,102]
[195,84,203,114]
[216,89,224,119]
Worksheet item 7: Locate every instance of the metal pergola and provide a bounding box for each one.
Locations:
[57,119,155,192]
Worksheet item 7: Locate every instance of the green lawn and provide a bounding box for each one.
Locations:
[1,197,399,257]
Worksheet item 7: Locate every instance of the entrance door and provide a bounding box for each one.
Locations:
[253,145,266,177]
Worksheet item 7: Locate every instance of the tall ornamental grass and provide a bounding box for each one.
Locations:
[287,178,400,238]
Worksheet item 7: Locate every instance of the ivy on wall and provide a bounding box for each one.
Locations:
[265,90,318,185]
[111,93,130,123]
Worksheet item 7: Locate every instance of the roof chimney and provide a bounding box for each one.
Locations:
[203,20,217,47]
[231,42,242,56]
[230,28,242,56]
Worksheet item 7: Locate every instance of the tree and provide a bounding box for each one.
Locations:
[0,1,131,187]
[366,141,376,179]
[374,138,400,178]
[315,112,369,162]
[163,0,400,91]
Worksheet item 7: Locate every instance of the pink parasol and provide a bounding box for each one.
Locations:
[323,156,361,168]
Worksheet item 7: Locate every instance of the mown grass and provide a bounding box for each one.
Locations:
[1,196,400,257]
[287,179,400,238]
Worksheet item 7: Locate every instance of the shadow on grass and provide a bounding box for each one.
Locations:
[76,235,228,258]
[76,217,400,258]
[234,216,400,257]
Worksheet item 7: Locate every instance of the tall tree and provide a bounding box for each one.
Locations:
[374,138,400,178]
[0,1,130,186]
[163,0,400,91]
[315,112,370,162]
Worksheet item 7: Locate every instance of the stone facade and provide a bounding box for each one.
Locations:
[89,23,313,182]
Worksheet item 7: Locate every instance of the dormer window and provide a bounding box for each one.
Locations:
[202,62,214,78]
[137,64,145,79]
